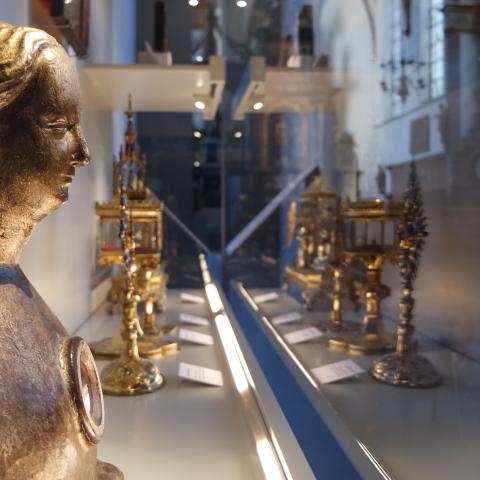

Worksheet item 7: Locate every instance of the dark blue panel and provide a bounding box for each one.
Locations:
[228,282,362,480]
[206,252,223,284]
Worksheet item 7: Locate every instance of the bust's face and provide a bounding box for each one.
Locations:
[0,46,89,217]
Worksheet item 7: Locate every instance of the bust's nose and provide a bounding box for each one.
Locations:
[71,126,90,167]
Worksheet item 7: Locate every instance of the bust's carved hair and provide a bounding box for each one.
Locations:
[0,22,61,109]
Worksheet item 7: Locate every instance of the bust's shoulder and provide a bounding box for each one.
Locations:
[0,264,66,336]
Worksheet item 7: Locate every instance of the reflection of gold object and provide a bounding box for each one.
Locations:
[372,162,441,387]
[101,186,165,396]
[283,175,360,314]
[0,22,121,478]
[286,200,297,247]
[324,197,363,333]
[329,197,402,355]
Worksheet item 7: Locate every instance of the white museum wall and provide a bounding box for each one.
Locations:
[313,0,385,197]
[0,1,136,333]
[311,1,480,362]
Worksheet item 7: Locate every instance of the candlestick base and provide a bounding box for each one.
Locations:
[142,321,177,338]
[329,329,396,355]
[90,333,178,360]
[371,352,441,388]
[316,320,361,334]
[101,356,165,396]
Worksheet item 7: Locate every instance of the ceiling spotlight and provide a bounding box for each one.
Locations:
[193,130,202,138]
[236,0,247,7]
[234,131,243,138]
[253,101,264,111]
[195,100,206,110]
[195,55,204,62]
[188,0,199,6]
[194,161,201,168]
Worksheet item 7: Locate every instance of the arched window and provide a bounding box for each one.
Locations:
[391,0,403,116]
[429,0,445,98]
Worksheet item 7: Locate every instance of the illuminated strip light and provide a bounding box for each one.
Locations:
[199,253,208,271]
[215,314,249,394]
[357,441,393,480]
[199,260,291,480]
[214,314,291,480]
[237,283,319,390]
[256,439,284,480]
[202,269,212,284]
[216,311,293,480]
[205,283,223,314]
[198,254,212,284]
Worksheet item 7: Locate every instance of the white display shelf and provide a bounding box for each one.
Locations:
[233,56,342,120]
[75,289,313,480]
[83,56,225,120]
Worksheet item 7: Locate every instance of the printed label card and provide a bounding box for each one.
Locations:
[179,328,214,346]
[253,292,280,304]
[311,359,364,384]
[179,312,209,326]
[179,362,223,387]
[271,311,303,326]
[180,292,205,304]
[284,327,323,344]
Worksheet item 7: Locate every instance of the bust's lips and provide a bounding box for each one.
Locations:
[60,166,76,187]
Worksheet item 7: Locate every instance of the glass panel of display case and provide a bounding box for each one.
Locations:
[102,220,121,252]
[132,221,158,254]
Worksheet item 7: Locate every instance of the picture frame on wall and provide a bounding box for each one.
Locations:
[31,0,90,58]
[50,0,89,57]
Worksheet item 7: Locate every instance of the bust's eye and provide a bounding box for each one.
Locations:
[40,119,72,131]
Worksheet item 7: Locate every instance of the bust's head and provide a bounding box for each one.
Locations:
[0,22,89,222]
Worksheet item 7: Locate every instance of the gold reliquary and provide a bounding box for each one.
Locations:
[283,174,359,312]
[96,198,162,270]
[96,97,162,271]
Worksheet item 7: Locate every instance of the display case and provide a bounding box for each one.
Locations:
[76,255,315,479]
[228,281,480,480]
[220,164,479,479]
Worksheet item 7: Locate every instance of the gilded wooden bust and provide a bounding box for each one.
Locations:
[0,22,122,479]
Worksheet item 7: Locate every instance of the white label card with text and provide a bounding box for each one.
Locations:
[284,327,323,344]
[179,328,214,346]
[178,362,223,387]
[253,292,280,304]
[180,292,205,304]
[271,311,303,326]
[179,312,209,326]
[311,359,364,384]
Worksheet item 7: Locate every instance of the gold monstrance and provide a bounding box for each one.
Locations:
[371,162,441,387]
[283,175,360,315]
[91,97,176,360]
[100,185,165,396]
